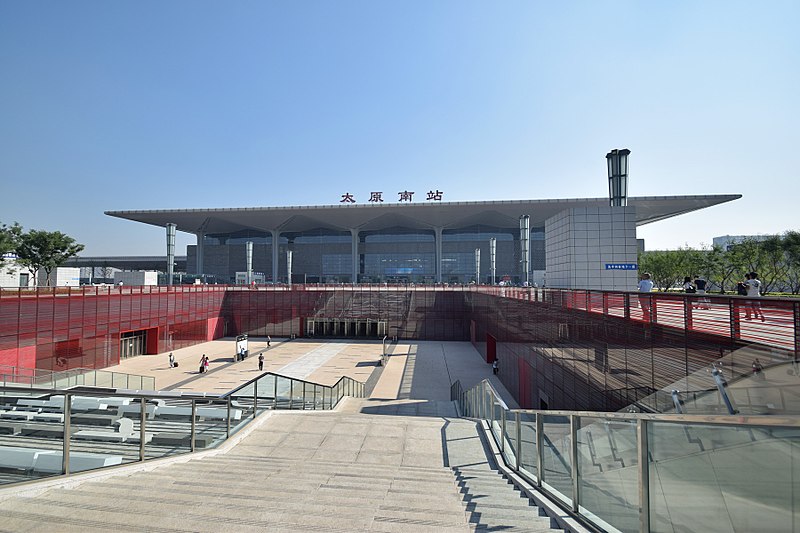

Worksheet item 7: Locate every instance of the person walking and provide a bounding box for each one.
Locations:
[203,355,210,373]
[492,359,499,375]
[744,272,765,321]
[168,352,175,368]
[199,354,207,373]
[258,352,264,371]
[267,336,271,348]
[638,272,654,321]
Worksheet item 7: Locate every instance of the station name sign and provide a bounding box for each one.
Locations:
[339,190,444,203]
[605,263,638,270]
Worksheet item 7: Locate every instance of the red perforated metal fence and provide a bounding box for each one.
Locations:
[0,285,797,413]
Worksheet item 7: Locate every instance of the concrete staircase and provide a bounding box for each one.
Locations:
[0,407,563,532]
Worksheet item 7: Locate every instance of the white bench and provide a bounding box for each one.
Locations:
[73,418,152,444]
[155,405,242,421]
[0,410,37,421]
[33,450,124,474]
[17,396,110,411]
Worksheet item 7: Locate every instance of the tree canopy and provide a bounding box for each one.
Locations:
[639,233,800,294]
[15,229,84,286]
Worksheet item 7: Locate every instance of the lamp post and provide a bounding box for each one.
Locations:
[606,149,631,207]
[166,223,177,286]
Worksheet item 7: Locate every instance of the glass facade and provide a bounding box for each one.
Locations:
[190,225,546,284]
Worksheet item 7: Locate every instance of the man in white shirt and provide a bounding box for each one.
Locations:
[638,273,654,321]
[744,272,765,321]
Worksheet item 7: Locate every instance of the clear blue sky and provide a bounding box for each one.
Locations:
[1,1,797,256]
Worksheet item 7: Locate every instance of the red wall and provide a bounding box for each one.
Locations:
[0,287,226,372]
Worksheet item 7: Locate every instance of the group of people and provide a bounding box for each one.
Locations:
[638,271,766,321]
[168,336,274,375]
[738,272,765,321]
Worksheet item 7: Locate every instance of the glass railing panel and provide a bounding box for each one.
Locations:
[141,397,192,459]
[314,385,324,410]
[291,380,304,409]
[577,417,638,533]
[229,383,255,435]
[518,412,537,482]
[255,374,275,413]
[491,399,503,443]
[190,398,230,451]
[648,421,798,533]
[0,389,64,485]
[128,375,142,391]
[67,394,140,473]
[111,372,127,389]
[323,386,330,409]
[502,410,518,468]
[274,376,292,409]
[542,414,572,506]
[94,371,113,388]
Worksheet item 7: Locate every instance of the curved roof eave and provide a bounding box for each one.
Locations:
[105,194,742,235]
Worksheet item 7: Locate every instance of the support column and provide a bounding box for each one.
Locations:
[434,227,443,283]
[271,230,279,283]
[195,232,205,277]
[350,229,359,284]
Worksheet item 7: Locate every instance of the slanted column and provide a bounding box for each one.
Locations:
[271,230,280,284]
[350,229,359,284]
[195,232,205,277]
[434,227,443,283]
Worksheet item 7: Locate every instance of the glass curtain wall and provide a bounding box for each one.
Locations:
[442,226,518,284]
[282,229,352,284]
[360,228,435,283]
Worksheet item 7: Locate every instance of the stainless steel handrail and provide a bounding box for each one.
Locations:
[456,378,800,533]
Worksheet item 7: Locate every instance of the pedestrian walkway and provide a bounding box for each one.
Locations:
[103,338,518,409]
[0,339,552,532]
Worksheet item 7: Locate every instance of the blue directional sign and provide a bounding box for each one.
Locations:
[605,263,638,270]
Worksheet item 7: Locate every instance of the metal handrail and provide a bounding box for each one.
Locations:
[455,378,800,533]
[0,368,366,486]
[221,370,365,399]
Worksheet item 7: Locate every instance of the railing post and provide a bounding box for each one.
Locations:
[570,415,580,514]
[602,292,609,315]
[684,297,693,331]
[637,419,650,533]
[226,398,231,438]
[515,411,521,472]
[253,380,258,418]
[500,406,506,453]
[303,382,307,410]
[139,397,146,462]
[730,298,741,342]
[489,389,495,426]
[62,393,71,475]
[536,412,544,487]
[624,293,631,320]
[190,399,196,452]
[273,376,278,408]
[794,301,800,359]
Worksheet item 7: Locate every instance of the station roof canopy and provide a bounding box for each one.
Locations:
[106,195,741,235]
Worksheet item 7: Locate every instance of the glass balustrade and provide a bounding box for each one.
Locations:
[457,378,800,533]
[0,370,365,488]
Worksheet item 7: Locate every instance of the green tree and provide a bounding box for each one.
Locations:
[0,222,23,267]
[15,230,84,286]
[783,231,800,294]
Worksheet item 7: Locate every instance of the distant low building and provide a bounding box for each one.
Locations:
[713,234,775,251]
[0,255,35,288]
[38,267,81,287]
[113,271,159,286]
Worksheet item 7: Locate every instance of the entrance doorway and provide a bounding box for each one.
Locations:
[120,330,147,359]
